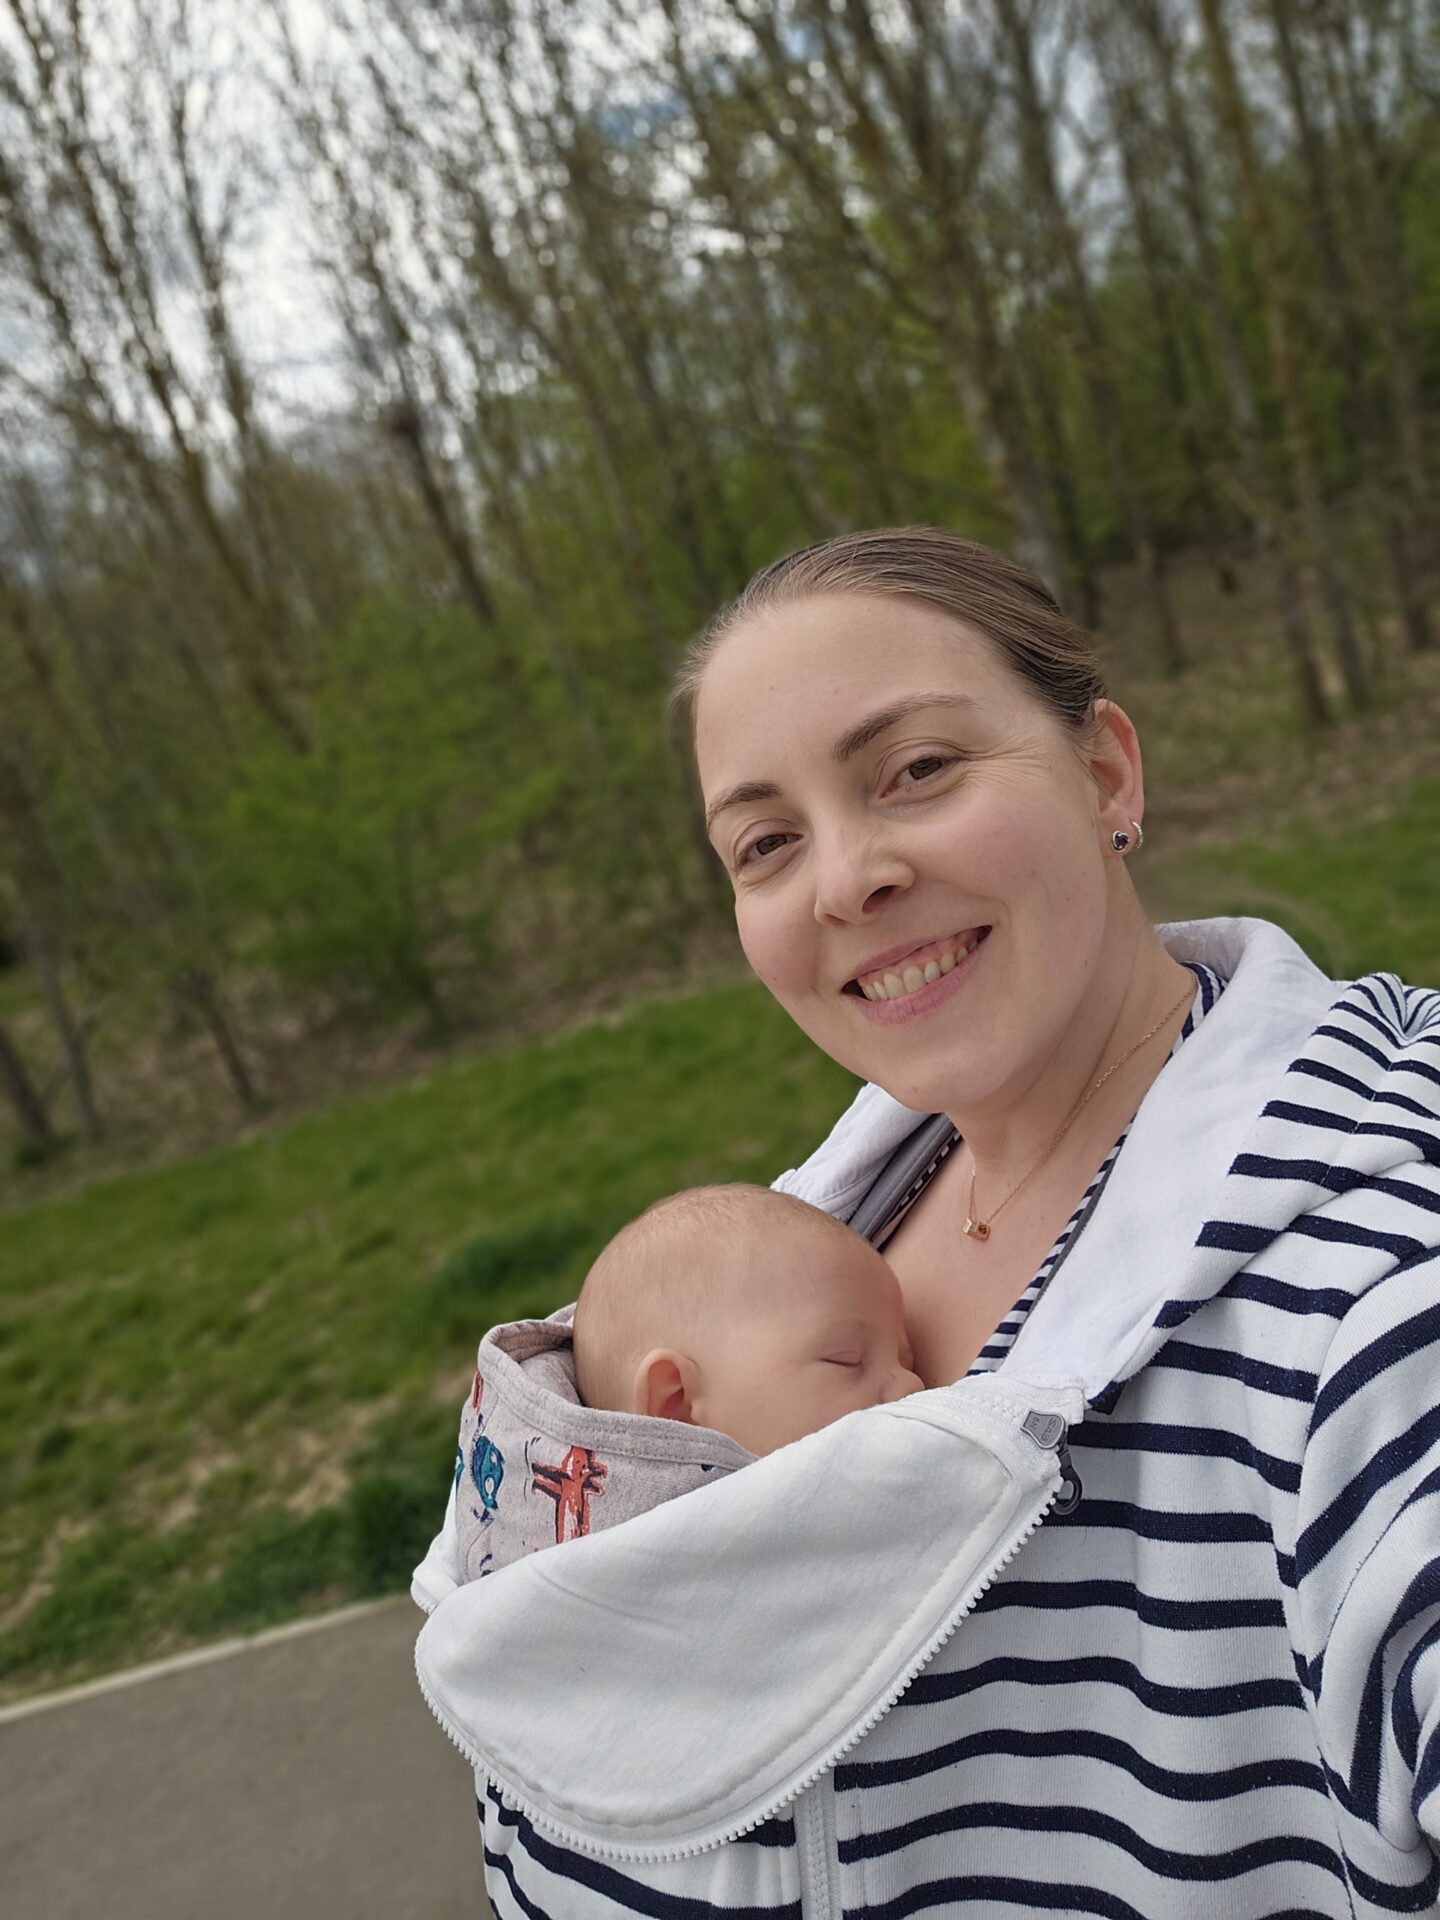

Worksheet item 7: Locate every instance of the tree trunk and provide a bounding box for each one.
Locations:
[1131,0,1331,724]
[1197,0,1368,711]
[1317,8,1433,652]
[729,0,1066,598]
[992,0,1184,670]
[1096,33,1237,593]
[0,1020,55,1160]
[941,326,1067,604]
[1017,324,1102,626]
[173,970,261,1112]
[29,928,101,1143]
[1265,0,1425,655]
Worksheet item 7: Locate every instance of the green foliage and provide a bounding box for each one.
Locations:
[33,1421,79,1466]
[204,597,504,1016]
[0,975,858,1698]
[343,1400,461,1592]
[11,1133,68,1173]
[344,1474,428,1594]
[421,1214,591,1343]
[177,1510,349,1637]
[1145,780,1440,986]
[3,0,1438,1175]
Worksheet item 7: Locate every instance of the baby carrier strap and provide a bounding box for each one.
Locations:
[844,1111,958,1248]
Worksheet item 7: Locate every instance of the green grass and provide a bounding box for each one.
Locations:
[0,982,857,1699]
[1139,777,1440,987]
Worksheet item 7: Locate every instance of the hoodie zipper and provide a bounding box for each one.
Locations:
[1022,1406,1082,1514]
[794,1775,841,1920]
[413,1414,1074,1874]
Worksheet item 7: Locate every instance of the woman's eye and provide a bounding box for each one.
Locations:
[740,831,793,866]
[892,753,954,789]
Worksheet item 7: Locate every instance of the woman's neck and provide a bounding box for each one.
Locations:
[946,911,1196,1194]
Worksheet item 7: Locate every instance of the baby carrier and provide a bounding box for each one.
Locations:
[417,1112,1082,1902]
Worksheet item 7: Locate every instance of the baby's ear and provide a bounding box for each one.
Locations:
[632,1349,698,1424]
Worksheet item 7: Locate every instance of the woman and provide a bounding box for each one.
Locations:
[414,530,1440,1918]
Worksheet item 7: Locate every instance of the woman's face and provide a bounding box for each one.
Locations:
[694,592,1140,1116]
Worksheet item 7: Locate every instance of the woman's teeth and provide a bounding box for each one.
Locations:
[857,930,987,1002]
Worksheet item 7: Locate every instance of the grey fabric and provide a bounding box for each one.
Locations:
[844,1110,958,1246]
[453,1308,754,1582]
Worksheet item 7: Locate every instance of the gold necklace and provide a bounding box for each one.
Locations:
[961,977,1195,1242]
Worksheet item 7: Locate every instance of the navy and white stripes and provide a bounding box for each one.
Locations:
[472,946,1440,1918]
[922,961,1224,1378]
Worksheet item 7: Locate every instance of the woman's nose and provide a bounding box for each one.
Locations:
[810,826,915,926]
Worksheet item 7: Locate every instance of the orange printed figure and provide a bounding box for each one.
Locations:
[531,1446,608,1544]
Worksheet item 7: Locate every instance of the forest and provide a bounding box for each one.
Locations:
[1,0,1437,1180]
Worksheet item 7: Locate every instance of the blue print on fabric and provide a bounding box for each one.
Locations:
[471,1433,505,1510]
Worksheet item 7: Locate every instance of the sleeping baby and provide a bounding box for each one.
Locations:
[451,1184,923,1581]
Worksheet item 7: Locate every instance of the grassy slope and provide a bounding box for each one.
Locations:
[0,984,856,1698]
[1140,777,1440,986]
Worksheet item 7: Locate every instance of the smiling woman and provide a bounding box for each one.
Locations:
[415,528,1440,1920]
[685,546,1199,1388]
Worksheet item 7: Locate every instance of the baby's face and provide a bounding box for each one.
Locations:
[691,1222,924,1456]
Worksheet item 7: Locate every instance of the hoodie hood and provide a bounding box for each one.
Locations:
[1002,917,1351,1396]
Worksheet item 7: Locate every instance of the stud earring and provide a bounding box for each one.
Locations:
[1111,820,1144,855]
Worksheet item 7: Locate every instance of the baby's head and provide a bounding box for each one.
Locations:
[572,1184,924,1456]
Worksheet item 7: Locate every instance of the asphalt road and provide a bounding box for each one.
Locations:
[1,1599,490,1920]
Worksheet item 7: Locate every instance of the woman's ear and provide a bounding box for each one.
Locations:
[1086,699,1145,847]
[631,1349,700,1424]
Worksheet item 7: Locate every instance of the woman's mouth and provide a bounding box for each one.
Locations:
[846,927,991,1005]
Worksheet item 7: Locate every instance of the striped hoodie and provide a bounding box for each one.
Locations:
[413,917,1440,1918]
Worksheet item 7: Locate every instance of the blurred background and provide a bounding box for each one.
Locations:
[0,0,1437,1906]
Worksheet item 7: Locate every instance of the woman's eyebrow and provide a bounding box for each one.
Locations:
[705,779,780,832]
[832,693,974,763]
[705,694,973,832]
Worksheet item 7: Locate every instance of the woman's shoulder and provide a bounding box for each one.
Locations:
[1155,915,1439,1100]
[1333,969,1440,1045]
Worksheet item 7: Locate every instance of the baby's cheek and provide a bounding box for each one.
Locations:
[844,1377,883,1417]
[811,1376,854,1428]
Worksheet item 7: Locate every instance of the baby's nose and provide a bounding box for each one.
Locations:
[886,1365,926,1403]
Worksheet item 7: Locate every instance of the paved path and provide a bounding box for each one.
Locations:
[2,1599,489,1920]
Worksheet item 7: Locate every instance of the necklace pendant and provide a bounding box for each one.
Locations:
[962,1216,991,1241]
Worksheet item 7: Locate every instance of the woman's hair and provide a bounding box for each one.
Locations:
[671,526,1107,734]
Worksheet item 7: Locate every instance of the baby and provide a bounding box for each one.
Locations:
[452,1184,923,1582]
[572,1183,924,1455]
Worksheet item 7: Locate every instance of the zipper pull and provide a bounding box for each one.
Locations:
[1052,1443,1083,1516]
[1020,1410,1083,1517]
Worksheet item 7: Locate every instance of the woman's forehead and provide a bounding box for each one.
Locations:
[694,592,1007,783]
